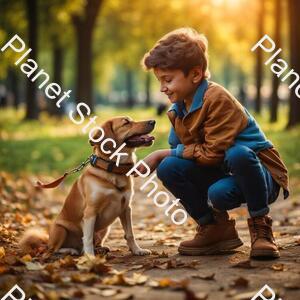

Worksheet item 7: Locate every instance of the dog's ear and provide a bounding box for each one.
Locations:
[89,128,103,146]
[89,121,115,149]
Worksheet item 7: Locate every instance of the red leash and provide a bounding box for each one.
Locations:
[35,156,91,189]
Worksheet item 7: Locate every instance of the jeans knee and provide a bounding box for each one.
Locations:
[156,156,178,183]
[225,145,255,170]
[208,183,241,211]
[208,184,224,208]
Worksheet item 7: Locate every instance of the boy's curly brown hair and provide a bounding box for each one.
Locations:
[142,28,210,78]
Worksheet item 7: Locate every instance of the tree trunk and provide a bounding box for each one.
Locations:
[287,0,300,128]
[126,68,135,108]
[25,0,38,120]
[72,0,102,112]
[8,68,20,109]
[48,45,64,116]
[255,0,265,114]
[145,72,151,107]
[0,82,8,108]
[238,69,247,107]
[270,0,281,123]
[223,55,231,89]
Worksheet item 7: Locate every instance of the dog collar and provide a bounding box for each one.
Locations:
[90,154,134,175]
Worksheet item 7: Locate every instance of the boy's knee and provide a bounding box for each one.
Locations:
[156,156,179,182]
[225,145,256,169]
[207,184,242,210]
[208,184,224,208]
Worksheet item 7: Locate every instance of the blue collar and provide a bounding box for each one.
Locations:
[168,79,208,117]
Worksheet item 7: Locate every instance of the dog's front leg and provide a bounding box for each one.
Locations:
[119,206,151,255]
[82,214,96,256]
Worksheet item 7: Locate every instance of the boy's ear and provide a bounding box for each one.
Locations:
[191,67,203,83]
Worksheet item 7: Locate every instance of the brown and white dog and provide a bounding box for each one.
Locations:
[20,117,155,256]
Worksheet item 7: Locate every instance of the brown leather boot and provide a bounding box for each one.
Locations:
[178,210,243,255]
[248,215,280,258]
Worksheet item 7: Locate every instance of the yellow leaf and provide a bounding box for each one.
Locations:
[21,254,32,262]
[0,247,5,259]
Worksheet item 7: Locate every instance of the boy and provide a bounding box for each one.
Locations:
[139,28,289,259]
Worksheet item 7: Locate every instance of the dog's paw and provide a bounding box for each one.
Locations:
[132,248,151,256]
[95,246,110,255]
[83,247,95,257]
[58,248,80,256]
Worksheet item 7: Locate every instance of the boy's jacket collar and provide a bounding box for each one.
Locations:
[168,79,209,117]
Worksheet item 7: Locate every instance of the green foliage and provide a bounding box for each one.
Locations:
[1,107,300,179]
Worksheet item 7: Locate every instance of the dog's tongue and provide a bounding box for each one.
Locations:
[127,134,155,142]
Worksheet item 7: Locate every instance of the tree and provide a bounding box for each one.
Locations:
[287,0,300,127]
[7,68,20,109]
[72,0,102,112]
[39,0,72,117]
[269,0,281,123]
[254,0,265,114]
[24,0,39,120]
[145,73,151,108]
[0,0,27,111]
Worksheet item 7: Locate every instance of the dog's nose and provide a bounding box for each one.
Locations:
[148,120,156,126]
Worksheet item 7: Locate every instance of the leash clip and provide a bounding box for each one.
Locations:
[90,154,98,167]
[69,156,91,174]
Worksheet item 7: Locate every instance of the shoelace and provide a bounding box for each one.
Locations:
[195,224,210,237]
[252,220,273,242]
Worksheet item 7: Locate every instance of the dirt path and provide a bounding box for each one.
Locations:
[0,173,299,300]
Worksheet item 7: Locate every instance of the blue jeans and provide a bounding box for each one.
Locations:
[157,145,280,225]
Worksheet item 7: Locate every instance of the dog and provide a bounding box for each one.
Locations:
[19,116,155,256]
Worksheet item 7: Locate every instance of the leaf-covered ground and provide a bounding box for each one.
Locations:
[0,171,300,300]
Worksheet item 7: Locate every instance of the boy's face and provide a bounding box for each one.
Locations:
[153,67,202,103]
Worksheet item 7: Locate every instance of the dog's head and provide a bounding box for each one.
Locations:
[89,117,155,150]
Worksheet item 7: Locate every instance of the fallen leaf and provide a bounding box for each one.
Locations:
[0,265,11,275]
[271,263,285,271]
[145,258,199,270]
[231,260,255,269]
[20,254,32,262]
[25,261,45,271]
[76,254,111,274]
[73,289,85,298]
[157,251,169,258]
[151,278,190,290]
[46,290,60,300]
[114,293,134,300]
[102,273,129,286]
[3,255,18,266]
[101,289,118,297]
[59,255,76,268]
[230,277,249,288]
[129,273,148,285]
[0,247,5,259]
[158,278,172,288]
[184,289,208,300]
[192,273,215,280]
[233,291,256,300]
[128,264,144,271]
[71,273,98,284]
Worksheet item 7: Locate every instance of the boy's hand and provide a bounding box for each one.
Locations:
[133,149,171,177]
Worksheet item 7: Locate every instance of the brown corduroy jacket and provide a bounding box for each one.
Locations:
[167,81,289,199]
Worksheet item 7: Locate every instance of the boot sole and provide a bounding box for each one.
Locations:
[250,249,280,258]
[178,238,243,256]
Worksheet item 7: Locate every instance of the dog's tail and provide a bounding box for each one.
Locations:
[18,227,49,256]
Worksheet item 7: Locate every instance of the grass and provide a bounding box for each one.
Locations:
[1,106,300,179]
